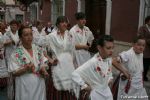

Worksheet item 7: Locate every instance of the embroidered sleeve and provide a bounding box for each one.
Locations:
[37,46,48,69]
[15,48,27,65]
[8,50,23,72]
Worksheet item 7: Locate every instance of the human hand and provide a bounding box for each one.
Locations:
[84,45,90,50]
[24,63,35,72]
[108,79,113,87]
[81,84,92,98]
[48,58,58,66]
[122,70,131,80]
[52,58,58,66]
[4,39,12,46]
[39,67,49,77]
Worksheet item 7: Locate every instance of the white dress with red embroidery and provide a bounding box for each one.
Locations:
[45,29,76,91]
[69,24,94,66]
[72,53,113,100]
[117,48,148,100]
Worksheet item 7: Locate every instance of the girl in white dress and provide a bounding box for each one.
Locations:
[45,16,77,100]
[72,35,130,100]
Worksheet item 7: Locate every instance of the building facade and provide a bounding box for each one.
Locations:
[3,0,149,52]
[35,0,140,39]
[26,0,149,53]
[0,0,24,23]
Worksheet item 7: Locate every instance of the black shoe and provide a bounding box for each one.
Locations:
[144,77,148,81]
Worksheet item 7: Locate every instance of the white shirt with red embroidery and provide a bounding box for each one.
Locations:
[69,24,94,66]
[44,29,76,91]
[72,53,113,100]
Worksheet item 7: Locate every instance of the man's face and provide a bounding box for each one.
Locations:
[97,41,114,59]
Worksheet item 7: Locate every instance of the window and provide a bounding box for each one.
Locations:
[145,0,150,17]
[16,14,23,23]
[0,14,4,21]
[51,0,64,24]
[29,3,38,21]
[0,0,5,4]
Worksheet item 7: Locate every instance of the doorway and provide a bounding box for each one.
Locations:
[85,0,106,53]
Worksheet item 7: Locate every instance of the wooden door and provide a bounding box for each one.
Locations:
[85,0,106,53]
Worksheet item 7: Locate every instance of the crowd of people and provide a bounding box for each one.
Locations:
[0,12,149,100]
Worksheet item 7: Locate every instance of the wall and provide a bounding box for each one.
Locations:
[5,0,15,5]
[65,0,78,27]
[111,0,140,42]
[39,0,51,23]
[5,6,24,22]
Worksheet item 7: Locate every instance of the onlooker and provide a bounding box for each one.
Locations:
[44,21,54,34]
[137,16,150,81]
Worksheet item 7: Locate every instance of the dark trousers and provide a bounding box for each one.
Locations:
[143,58,150,78]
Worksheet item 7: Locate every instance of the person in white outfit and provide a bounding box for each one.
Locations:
[69,12,94,67]
[113,35,148,100]
[8,26,48,100]
[72,35,130,100]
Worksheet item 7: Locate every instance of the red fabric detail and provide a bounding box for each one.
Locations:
[124,80,131,94]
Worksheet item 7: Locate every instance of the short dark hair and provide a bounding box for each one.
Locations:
[10,20,19,26]
[133,35,145,43]
[145,16,150,24]
[18,26,31,38]
[75,12,86,20]
[55,16,68,27]
[97,35,114,47]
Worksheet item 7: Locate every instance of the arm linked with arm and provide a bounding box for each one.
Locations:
[112,57,131,80]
